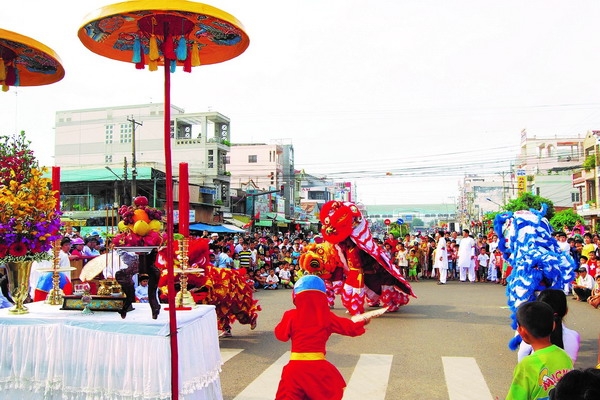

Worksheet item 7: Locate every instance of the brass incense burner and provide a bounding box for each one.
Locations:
[97,279,122,297]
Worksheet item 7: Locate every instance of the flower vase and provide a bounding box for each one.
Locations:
[6,260,33,314]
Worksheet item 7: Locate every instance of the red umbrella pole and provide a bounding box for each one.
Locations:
[163,54,179,399]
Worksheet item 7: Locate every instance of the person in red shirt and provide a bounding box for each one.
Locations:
[587,252,598,278]
[274,275,369,400]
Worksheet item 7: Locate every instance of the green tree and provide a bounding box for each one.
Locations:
[389,222,409,238]
[503,192,555,220]
[411,217,424,227]
[549,209,584,232]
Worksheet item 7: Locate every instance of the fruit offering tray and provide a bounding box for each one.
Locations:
[61,295,126,312]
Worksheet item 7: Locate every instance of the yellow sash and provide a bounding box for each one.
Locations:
[290,352,326,361]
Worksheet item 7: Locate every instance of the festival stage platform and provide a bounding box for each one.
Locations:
[0,302,223,399]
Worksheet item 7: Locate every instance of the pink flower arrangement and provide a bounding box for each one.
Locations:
[0,131,62,263]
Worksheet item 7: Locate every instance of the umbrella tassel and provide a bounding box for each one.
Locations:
[0,58,5,81]
[164,33,176,60]
[170,59,177,73]
[132,37,142,64]
[2,84,8,92]
[176,37,187,61]
[149,34,159,61]
[183,44,192,73]
[191,41,201,67]
[5,65,16,86]
[135,44,146,70]
[149,59,158,72]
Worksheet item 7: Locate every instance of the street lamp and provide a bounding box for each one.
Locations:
[486,197,502,208]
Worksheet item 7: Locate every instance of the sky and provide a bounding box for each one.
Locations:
[3,1,600,205]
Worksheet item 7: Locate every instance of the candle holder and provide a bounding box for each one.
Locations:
[174,238,196,309]
[46,240,66,305]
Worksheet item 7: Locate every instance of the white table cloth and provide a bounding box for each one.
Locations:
[0,302,223,400]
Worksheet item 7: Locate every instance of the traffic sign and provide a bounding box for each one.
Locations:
[384,219,391,225]
[396,218,404,225]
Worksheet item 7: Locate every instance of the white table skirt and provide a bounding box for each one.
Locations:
[0,302,223,400]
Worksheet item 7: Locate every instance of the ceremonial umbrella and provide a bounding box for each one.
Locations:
[78,2,249,398]
[0,28,65,91]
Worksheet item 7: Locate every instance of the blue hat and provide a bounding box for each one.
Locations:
[293,275,326,296]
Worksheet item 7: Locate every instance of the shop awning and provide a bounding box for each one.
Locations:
[189,222,246,233]
[45,167,160,182]
[254,220,273,227]
[265,212,291,223]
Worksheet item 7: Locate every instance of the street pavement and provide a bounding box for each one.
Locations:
[217,278,600,400]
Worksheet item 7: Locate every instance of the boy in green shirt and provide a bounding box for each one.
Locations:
[506,301,573,400]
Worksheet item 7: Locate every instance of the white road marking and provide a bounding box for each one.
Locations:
[443,356,494,400]
[344,354,393,400]
[222,351,495,400]
[232,351,289,400]
[220,348,244,364]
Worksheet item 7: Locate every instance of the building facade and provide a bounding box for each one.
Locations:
[54,103,232,222]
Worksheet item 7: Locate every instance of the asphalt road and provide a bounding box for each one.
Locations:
[218,279,600,400]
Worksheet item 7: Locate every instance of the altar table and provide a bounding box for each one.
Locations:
[0,302,223,399]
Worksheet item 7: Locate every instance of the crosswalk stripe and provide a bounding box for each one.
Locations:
[222,351,496,400]
[220,348,244,364]
[442,357,494,400]
[232,351,289,400]
[344,354,393,400]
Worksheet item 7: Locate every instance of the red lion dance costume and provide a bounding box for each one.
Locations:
[309,200,416,315]
[156,238,260,335]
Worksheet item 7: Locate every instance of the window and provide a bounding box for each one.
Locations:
[208,150,214,169]
[105,125,114,144]
[105,154,112,163]
[119,123,132,143]
[571,192,580,203]
[248,155,257,163]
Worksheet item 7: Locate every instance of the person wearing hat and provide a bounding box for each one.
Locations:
[273,275,370,400]
[70,237,85,259]
[82,237,100,262]
[573,266,594,301]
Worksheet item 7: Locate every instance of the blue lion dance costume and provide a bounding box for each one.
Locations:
[493,204,577,350]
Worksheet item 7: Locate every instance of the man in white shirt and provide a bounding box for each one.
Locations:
[457,229,476,282]
[435,230,449,285]
[573,267,595,301]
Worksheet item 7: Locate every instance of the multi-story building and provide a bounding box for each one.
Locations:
[573,130,600,229]
[516,130,583,209]
[227,142,297,219]
[458,174,506,228]
[54,103,232,223]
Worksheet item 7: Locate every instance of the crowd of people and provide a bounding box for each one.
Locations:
[2,221,600,398]
[382,227,600,309]
[203,230,314,291]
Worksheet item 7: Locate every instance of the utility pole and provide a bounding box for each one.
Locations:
[123,156,129,205]
[127,116,143,198]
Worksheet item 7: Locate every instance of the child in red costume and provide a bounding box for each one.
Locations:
[274,275,369,400]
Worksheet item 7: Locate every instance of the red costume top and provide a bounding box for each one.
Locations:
[274,278,366,400]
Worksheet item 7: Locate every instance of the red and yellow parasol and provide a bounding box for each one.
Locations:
[0,28,65,91]
[78,2,249,399]
[78,0,249,70]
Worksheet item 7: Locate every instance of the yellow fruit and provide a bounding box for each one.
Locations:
[118,220,128,232]
[133,220,150,236]
[132,209,150,223]
[148,219,162,231]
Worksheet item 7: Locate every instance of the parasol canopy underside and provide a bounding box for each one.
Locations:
[0,28,65,87]
[77,0,250,66]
